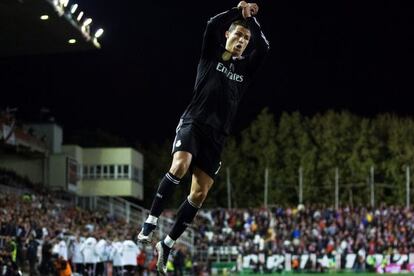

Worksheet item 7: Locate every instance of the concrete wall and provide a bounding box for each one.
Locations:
[48,154,67,190]
[82,148,134,164]
[0,154,45,184]
[79,179,143,198]
[28,123,63,154]
[62,145,83,161]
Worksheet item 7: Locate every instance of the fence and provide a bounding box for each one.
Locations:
[77,196,195,252]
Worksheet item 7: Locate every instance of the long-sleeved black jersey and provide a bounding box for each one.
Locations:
[180,7,270,135]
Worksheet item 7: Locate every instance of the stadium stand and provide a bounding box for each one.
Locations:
[194,206,414,273]
[2,182,414,275]
[0,189,197,276]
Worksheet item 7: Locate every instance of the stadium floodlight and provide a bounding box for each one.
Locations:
[70,4,78,14]
[77,11,84,21]
[83,18,92,27]
[68,39,76,44]
[40,15,49,20]
[94,28,104,38]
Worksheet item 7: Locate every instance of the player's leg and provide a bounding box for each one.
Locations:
[156,167,213,274]
[138,151,192,243]
[138,120,198,243]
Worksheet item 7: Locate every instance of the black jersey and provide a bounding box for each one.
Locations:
[180,7,270,135]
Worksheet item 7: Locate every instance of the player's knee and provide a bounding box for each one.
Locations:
[189,190,208,206]
[170,159,190,178]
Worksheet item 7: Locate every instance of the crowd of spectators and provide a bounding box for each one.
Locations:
[0,192,195,276]
[2,167,414,275]
[194,205,414,268]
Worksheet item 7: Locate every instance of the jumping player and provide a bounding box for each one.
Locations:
[137,2,270,274]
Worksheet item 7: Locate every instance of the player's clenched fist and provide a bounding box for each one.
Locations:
[237,1,248,9]
[248,3,259,16]
[238,2,259,19]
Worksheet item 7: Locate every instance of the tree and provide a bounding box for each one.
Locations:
[275,111,305,205]
[215,108,278,207]
[309,110,359,205]
[378,115,414,204]
[346,117,381,205]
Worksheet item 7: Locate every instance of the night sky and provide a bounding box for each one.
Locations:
[1,0,413,145]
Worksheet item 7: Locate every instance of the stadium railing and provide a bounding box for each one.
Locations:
[93,196,195,252]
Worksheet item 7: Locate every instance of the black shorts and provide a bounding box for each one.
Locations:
[172,119,226,179]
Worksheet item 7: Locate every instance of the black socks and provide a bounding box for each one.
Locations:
[150,172,181,217]
[169,198,200,240]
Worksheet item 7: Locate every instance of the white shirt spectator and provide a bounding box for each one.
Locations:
[95,239,108,262]
[205,231,214,241]
[85,224,94,233]
[121,240,139,266]
[52,239,68,260]
[42,227,49,238]
[358,248,366,259]
[71,237,84,264]
[80,237,98,264]
[104,242,113,262]
[110,241,123,267]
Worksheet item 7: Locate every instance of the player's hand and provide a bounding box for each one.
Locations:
[241,3,259,19]
[237,1,248,9]
[242,5,251,18]
[249,3,259,16]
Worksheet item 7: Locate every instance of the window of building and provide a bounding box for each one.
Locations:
[123,165,129,175]
[90,166,96,179]
[103,165,109,178]
[81,163,139,180]
[109,165,115,179]
[96,165,102,178]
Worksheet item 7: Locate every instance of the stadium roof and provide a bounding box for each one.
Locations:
[0,0,102,57]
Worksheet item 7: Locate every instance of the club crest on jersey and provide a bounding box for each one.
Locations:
[216,62,244,82]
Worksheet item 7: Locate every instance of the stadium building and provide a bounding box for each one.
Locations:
[0,113,143,199]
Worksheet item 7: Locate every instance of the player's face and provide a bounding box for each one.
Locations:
[225,25,251,57]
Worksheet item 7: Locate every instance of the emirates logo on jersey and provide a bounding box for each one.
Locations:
[216,62,244,82]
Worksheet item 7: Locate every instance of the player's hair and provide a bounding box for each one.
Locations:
[228,20,250,32]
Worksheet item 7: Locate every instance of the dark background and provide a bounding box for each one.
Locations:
[1,0,413,145]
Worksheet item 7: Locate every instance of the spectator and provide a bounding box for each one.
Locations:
[26,237,40,276]
[80,235,98,275]
[173,246,185,276]
[53,255,72,276]
[121,239,139,276]
[94,235,108,276]
[137,247,146,276]
[110,237,123,276]
[69,234,84,275]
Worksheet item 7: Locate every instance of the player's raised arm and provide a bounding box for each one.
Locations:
[200,2,247,59]
[243,3,270,75]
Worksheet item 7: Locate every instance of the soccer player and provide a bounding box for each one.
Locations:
[138,1,270,274]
